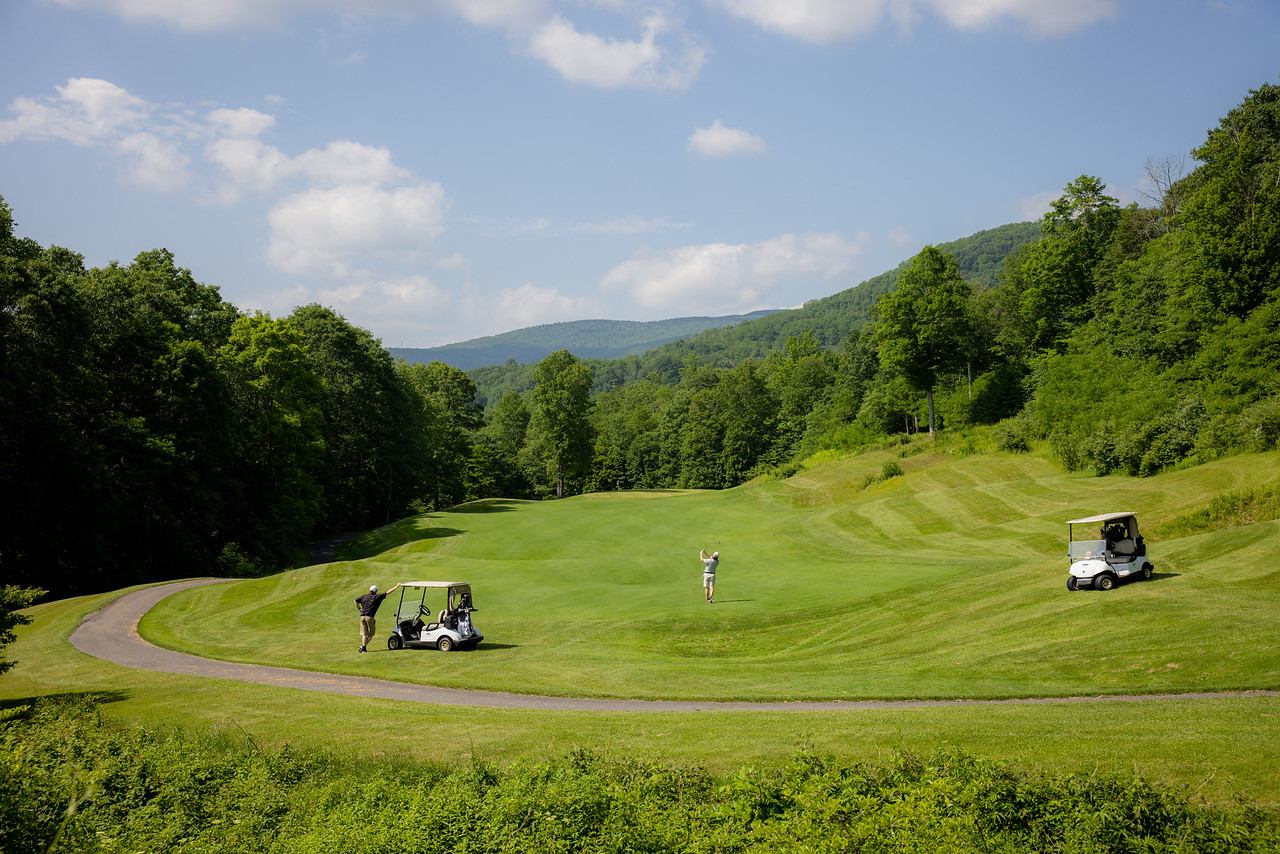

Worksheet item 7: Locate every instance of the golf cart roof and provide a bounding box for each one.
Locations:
[398,581,469,589]
[1066,512,1138,525]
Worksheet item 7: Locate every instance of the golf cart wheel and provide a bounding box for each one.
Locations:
[1095,573,1116,591]
[1142,564,1153,580]
[1067,577,1078,591]
[437,636,454,652]
[387,635,403,651]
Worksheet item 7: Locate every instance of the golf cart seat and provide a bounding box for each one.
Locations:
[1113,538,1137,556]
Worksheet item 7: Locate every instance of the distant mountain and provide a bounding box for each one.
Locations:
[389,311,780,370]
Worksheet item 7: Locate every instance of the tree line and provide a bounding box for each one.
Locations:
[4,81,1279,601]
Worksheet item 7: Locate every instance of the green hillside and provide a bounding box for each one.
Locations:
[463,221,1038,403]
[133,441,1280,704]
[390,311,779,370]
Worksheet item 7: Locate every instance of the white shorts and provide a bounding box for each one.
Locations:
[703,573,716,590]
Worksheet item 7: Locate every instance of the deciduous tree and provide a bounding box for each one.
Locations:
[875,246,972,436]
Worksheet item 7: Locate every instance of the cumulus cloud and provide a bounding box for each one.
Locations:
[115,132,191,191]
[267,183,449,275]
[687,120,766,157]
[527,10,706,89]
[47,0,548,32]
[927,0,1121,36]
[207,107,276,137]
[205,130,411,198]
[712,0,1119,41]
[0,77,150,144]
[1015,188,1058,221]
[601,233,866,314]
[493,282,603,327]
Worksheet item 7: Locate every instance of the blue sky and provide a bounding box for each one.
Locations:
[2,1,1277,348]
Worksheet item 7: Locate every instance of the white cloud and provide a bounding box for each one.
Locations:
[711,0,901,43]
[48,0,549,32]
[527,11,706,89]
[687,120,766,157]
[115,132,191,191]
[1015,189,1057,221]
[0,77,150,144]
[267,183,449,275]
[493,282,603,326]
[600,233,866,313]
[925,0,1121,36]
[205,134,411,197]
[713,0,1119,42]
[292,140,412,186]
[207,107,276,137]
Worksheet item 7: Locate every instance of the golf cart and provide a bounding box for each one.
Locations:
[387,581,482,651]
[1066,512,1154,590]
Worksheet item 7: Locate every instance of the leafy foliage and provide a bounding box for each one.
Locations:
[4,698,1276,854]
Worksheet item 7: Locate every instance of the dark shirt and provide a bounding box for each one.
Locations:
[355,591,388,617]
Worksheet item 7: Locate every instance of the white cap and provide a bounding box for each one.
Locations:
[370,584,378,592]
[712,552,719,558]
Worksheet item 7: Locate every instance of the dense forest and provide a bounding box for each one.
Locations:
[3,81,1278,600]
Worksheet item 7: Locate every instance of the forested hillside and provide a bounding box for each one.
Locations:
[389,311,779,370]
[465,221,1039,405]
[3,81,1278,599]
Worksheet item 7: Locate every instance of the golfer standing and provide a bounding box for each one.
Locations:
[700,549,719,603]
[354,582,400,653]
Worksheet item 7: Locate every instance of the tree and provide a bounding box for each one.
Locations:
[874,246,972,436]
[399,360,482,509]
[530,350,594,498]
[289,304,421,529]
[1178,81,1280,318]
[0,585,46,676]
[217,313,324,564]
[1000,176,1121,353]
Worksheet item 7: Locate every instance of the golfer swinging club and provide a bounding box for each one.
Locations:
[700,548,719,603]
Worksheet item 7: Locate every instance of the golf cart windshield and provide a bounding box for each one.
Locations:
[1067,513,1140,559]
[393,581,473,622]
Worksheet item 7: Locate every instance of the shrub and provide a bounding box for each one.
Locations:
[4,699,1278,853]
[880,461,904,480]
[1240,395,1280,451]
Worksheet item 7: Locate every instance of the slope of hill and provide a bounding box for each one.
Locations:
[390,311,779,370]
[463,221,1040,403]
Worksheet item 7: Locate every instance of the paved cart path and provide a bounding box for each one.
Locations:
[71,579,1280,712]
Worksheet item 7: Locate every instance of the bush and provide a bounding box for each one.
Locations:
[4,698,1278,853]
[1240,395,1280,451]
[992,413,1034,453]
[880,461,904,480]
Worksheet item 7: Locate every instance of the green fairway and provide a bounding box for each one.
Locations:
[7,441,1280,804]
[140,444,1280,702]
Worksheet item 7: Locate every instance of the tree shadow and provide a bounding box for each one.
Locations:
[448,499,525,514]
[339,524,466,560]
[0,689,131,714]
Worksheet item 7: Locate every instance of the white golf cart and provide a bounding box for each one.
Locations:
[1066,512,1154,591]
[386,581,482,651]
